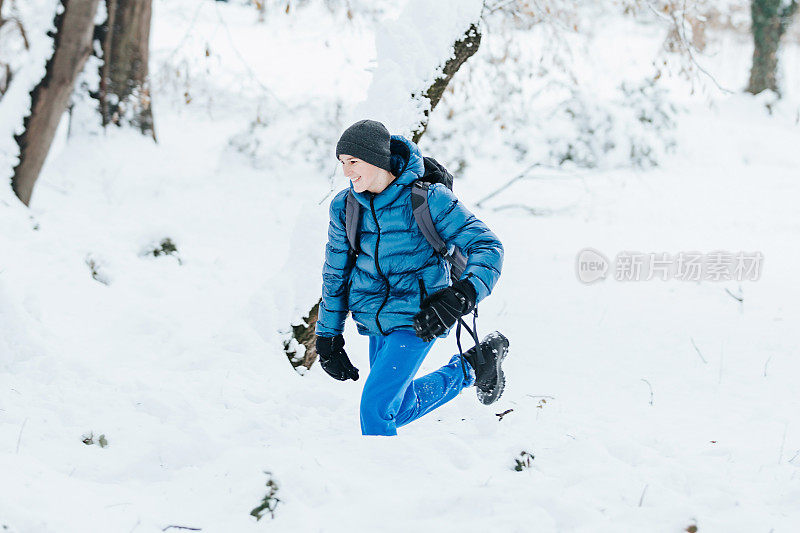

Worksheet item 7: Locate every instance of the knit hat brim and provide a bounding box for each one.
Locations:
[335,119,392,173]
[336,140,392,172]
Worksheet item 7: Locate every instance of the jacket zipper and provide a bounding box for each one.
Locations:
[370,194,390,336]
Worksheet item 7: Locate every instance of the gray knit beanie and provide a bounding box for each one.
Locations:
[335,119,392,172]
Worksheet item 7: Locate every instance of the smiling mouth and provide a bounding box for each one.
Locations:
[351,176,361,183]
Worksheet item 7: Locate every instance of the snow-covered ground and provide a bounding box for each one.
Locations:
[2,1,800,531]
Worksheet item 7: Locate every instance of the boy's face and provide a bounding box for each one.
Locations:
[339,154,381,194]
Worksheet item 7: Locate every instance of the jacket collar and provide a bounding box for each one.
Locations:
[349,135,424,210]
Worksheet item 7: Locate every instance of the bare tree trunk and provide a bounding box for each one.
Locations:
[11,0,101,206]
[98,0,155,139]
[288,23,482,369]
[747,0,798,95]
[412,23,481,143]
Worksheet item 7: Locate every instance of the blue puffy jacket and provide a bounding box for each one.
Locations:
[315,135,503,338]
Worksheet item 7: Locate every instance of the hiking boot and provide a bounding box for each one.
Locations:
[462,331,510,405]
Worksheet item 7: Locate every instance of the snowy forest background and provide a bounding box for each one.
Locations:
[2,0,800,531]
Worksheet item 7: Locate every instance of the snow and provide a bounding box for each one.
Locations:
[2,1,800,532]
[356,0,483,135]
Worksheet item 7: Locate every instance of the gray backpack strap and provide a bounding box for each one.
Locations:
[411,182,447,255]
[345,190,360,254]
[411,181,468,281]
[447,247,468,281]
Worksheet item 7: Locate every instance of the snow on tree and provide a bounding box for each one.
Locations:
[11,0,100,206]
[354,0,484,138]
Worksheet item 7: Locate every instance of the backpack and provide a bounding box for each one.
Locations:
[343,156,487,372]
[344,156,467,283]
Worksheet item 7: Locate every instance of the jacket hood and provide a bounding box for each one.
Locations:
[349,135,425,210]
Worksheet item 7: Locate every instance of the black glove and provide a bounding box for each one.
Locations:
[315,334,359,381]
[413,279,477,342]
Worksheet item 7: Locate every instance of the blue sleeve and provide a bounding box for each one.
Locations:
[427,184,503,303]
[315,189,354,337]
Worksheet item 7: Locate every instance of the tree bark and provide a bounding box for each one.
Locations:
[747,0,798,95]
[284,302,320,370]
[412,23,481,143]
[11,0,101,206]
[98,0,155,139]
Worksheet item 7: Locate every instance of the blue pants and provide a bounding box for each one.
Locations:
[360,329,475,436]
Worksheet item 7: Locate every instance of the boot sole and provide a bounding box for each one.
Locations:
[476,332,509,405]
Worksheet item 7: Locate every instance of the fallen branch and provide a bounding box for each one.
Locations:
[724,287,743,302]
[16,418,27,453]
[689,337,707,364]
[495,408,514,421]
[474,163,576,209]
[779,422,788,464]
[162,526,201,532]
[640,378,654,406]
[490,203,553,216]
